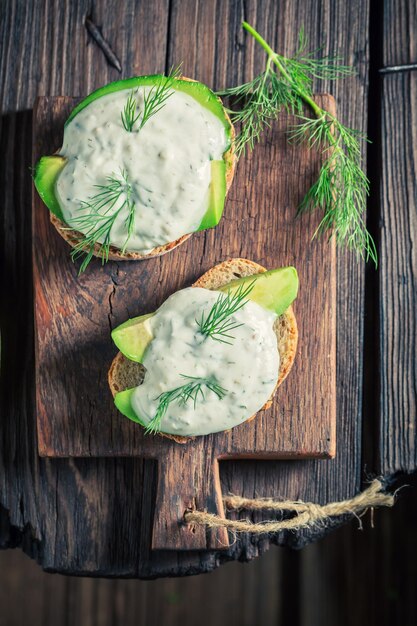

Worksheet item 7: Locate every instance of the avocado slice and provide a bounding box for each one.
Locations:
[197,160,227,231]
[111,312,155,363]
[34,76,231,235]
[218,267,299,316]
[33,155,67,220]
[114,388,145,425]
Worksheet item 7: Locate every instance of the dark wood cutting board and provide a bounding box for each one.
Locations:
[32,95,336,551]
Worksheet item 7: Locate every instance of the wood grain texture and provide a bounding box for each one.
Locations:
[0,547,284,626]
[379,72,417,474]
[33,93,336,549]
[378,0,417,474]
[383,0,417,66]
[1,0,372,575]
[1,474,417,625]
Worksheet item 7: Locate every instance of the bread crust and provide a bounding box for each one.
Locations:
[50,76,236,262]
[108,258,298,443]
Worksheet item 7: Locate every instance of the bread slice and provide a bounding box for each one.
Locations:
[108,258,298,443]
[51,77,236,261]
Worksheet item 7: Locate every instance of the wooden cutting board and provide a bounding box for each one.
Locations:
[32,95,336,551]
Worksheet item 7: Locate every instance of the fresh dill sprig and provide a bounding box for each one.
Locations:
[121,64,182,133]
[121,90,141,132]
[140,64,182,128]
[145,375,228,435]
[218,22,377,265]
[196,281,255,344]
[291,115,375,256]
[69,169,135,272]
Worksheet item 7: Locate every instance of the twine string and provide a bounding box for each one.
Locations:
[184,479,395,534]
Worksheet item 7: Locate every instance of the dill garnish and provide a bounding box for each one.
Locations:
[121,65,182,133]
[196,281,255,344]
[121,90,141,132]
[218,22,377,265]
[145,375,227,435]
[69,169,135,273]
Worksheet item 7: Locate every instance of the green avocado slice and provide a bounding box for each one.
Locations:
[111,312,155,363]
[217,266,299,316]
[114,388,145,425]
[197,160,227,231]
[33,155,67,220]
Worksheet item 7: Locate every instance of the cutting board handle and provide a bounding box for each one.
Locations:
[152,444,229,550]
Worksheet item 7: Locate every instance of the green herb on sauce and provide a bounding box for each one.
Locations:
[196,281,255,344]
[69,169,135,272]
[121,65,182,133]
[145,375,227,435]
[121,89,141,132]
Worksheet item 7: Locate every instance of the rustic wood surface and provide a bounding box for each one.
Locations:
[378,2,417,474]
[383,0,416,66]
[0,472,416,625]
[379,72,417,474]
[1,0,414,577]
[32,93,336,550]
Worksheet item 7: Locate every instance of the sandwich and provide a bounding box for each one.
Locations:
[34,70,235,271]
[108,258,299,443]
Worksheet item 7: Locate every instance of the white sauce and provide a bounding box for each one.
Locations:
[130,287,279,436]
[56,87,228,252]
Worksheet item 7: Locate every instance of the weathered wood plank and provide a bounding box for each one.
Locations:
[379,72,417,474]
[383,0,417,66]
[0,547,282,626]
[2,474,417,625]
[378,0,417,474]
[0,0,171,111]
[0,0,370,574]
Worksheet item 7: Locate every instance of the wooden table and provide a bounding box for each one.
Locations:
[0,0,415,578]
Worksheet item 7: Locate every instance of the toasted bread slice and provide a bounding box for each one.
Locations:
[108,258,298,444]
[51,77,235,262]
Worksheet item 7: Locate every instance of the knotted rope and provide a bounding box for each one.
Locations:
[184,479,396,534]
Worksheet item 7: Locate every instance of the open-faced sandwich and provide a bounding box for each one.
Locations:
[33,69,235,271]
[108,259,299,443]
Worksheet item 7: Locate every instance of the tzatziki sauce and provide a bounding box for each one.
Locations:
[55,87,229,253]
[130,287,279,436]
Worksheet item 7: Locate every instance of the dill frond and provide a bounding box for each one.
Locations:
[196,281,255,344]
[120,64,182,133]
[218,22,376,265]
[145,375,227,435]
[121,90,141,132]
[139,64,182,129]
[69,169,135,272]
